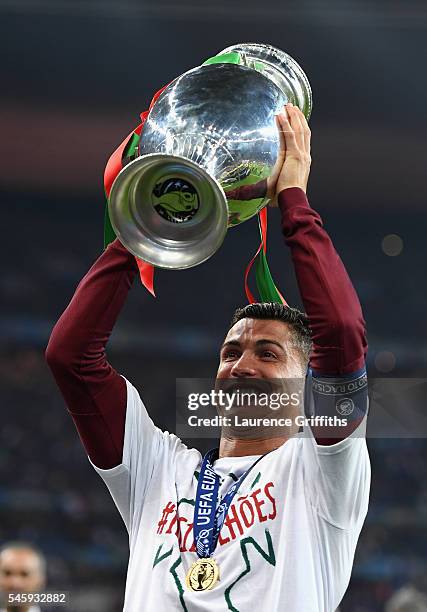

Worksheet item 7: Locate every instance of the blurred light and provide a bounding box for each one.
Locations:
[375,350,396,373]
[382,233,403,256]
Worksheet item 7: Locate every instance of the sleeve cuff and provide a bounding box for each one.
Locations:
[109,237,129,252]
[108,238,140,272]
[278,187,309,212]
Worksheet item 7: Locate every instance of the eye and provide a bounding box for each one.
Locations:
[260,350,277,360]
[222,350,239,360]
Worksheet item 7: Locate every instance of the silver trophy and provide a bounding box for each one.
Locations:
[108,43,312,269]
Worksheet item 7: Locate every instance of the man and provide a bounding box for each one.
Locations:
[46,103,370,611]
[0,543,46,612]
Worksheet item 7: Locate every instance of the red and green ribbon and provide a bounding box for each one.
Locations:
[244,207,287,305]
[103,85,169,296]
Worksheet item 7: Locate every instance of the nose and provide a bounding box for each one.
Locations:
[230,353,258,378]
[4,576,25,591]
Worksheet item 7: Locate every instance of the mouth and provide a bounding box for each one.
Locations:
[217,379,274,396]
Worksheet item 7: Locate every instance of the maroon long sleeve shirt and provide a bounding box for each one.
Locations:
[45,188,367,468]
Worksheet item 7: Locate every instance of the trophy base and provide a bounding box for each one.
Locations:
[108,153,229,270]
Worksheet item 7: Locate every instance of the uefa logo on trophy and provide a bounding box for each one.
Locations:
[108,43,312,270]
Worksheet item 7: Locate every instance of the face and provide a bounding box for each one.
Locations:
[217,318,305,380]
[0,548,45,593]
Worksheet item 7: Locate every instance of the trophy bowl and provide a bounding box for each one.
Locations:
[108,43,312,269]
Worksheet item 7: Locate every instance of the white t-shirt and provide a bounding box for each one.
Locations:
[92,378,370,612]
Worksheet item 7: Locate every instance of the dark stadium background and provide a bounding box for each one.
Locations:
[1,0,426,610]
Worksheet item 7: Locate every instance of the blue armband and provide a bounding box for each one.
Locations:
[305,367,368,424]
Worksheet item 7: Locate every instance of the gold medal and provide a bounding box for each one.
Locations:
[186,557,220,592]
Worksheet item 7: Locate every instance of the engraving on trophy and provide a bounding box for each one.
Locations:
[152,178,200,224]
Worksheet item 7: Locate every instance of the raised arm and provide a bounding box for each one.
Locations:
[45,239,138,468]
[270,105,368,445]
[278,188,367,374]
[272,103,367,375]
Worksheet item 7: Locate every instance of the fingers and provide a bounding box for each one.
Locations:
[297,106,311,153]
[276,110,298,153]
[273,103,312,195]
[275,114,286,154]
[277,103,311,156]
[288,103,311,154]
[286,104,304,151]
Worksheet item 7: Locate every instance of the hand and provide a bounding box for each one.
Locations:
[266,112,286,202]
[267,103,311,206]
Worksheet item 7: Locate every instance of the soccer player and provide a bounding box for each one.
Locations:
[46,103,370,611]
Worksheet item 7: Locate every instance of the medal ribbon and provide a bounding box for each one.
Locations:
[194,449,266,558]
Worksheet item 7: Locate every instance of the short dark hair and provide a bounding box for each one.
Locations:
[229,302,312,363]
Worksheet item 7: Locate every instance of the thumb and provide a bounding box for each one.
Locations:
[268,195,279,208]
